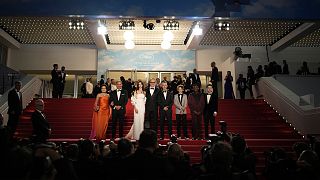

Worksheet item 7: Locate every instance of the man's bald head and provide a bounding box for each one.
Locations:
[35,99,44,111]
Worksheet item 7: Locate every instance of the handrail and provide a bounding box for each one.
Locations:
[0,75,42,125]
[254,77,320,135]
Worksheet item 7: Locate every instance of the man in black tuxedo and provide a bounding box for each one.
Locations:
[109,81,128,139]
[31,99,51,143]
[191,68,201,87]
[211,61,219,95]
[157,81,173,140]
[203,84,218,139]
[50,64,60,98]
[145,78,159,131]
[7,81,23,134]
[58,66,66,98]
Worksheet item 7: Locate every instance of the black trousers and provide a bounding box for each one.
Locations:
[176,114,188,138]
[145,109,158,132]
[7,114,20,134]
[160,109,172,139]
[239,89,246,99]
[191,113,202,139]
[52,83,59,98]
[58,84,65,98]
[203,112,215,139]
[111,109,125,139]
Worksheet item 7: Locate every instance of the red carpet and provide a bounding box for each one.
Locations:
[16,98,303,178]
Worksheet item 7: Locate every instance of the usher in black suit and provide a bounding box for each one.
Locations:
[145,86,159,131]
[109,89,128,139]
[203,93,218,139]
[157,90,174,139]
[7,88,22,133]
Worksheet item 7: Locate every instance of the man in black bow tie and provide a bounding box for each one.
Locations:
[145,78,159,132]
[157,81,173,140]
[203,84,218,139]
[109,81,128,139]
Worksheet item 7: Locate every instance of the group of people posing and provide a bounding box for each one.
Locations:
[90,78,218,141]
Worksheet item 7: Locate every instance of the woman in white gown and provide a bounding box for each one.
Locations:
[126,80,146,140]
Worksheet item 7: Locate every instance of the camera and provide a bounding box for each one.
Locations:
[170,134,178,144]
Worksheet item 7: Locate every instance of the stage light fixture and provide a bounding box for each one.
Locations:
[125,40,135,49]
[161,40,171,49]
[143,20,155,30]
[193,22,203,35]
[119,20,135,30]
[163,20,179,30]
[97,26,107,35]
[68,20,84,30]
[123,31,134,41]
[214,22,230,31]
[163,31,174,42]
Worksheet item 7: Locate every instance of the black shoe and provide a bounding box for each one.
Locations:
[160,138,164,140]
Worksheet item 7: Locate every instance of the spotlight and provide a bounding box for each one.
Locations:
[161,40,171,49]
[193,22,203,35]
[163,31,174,42]
[123,31,134,41]
[214,22,230,31]
[119,20,135,30]
[125,40,135,49]
[143,20,155,30]
[163,20,179,30]
[68,20,84,30]
[97,26,107,35]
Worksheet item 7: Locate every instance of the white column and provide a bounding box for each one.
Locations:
[74,75,78,98]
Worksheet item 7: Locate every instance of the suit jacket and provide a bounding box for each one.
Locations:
[32,110,50,141]
[60,71,66,84]
[145,87,160,112]
[7,89,22,115]
[211,67,219,82]
[174,94,188,114]
[109,89,128,111]
[188,92,205,113]
[157,90,173,110]
[191,73,201,86]
[204,93,218,115]
[51,69,60,85]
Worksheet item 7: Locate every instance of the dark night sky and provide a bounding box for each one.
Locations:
[0,0,319,19]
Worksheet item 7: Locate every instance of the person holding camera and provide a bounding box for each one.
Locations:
[89,84,112,140]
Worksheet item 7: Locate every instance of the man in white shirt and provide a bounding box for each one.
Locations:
[203,84,218,139]
[145,78,160,131]
[85,78,94,98]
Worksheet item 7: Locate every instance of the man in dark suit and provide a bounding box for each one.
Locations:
[58,66,66,98]
[145,78,159,131]
[31,99,51,143]
[109,81,128,139]
[211,61,219,95]
[50,64,60,98]
[7,81,23,134]
[203,84,218,139]
[191,68,201,87]
[157,81,174,140]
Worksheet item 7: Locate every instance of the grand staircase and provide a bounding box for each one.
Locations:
[16,98,303,178]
